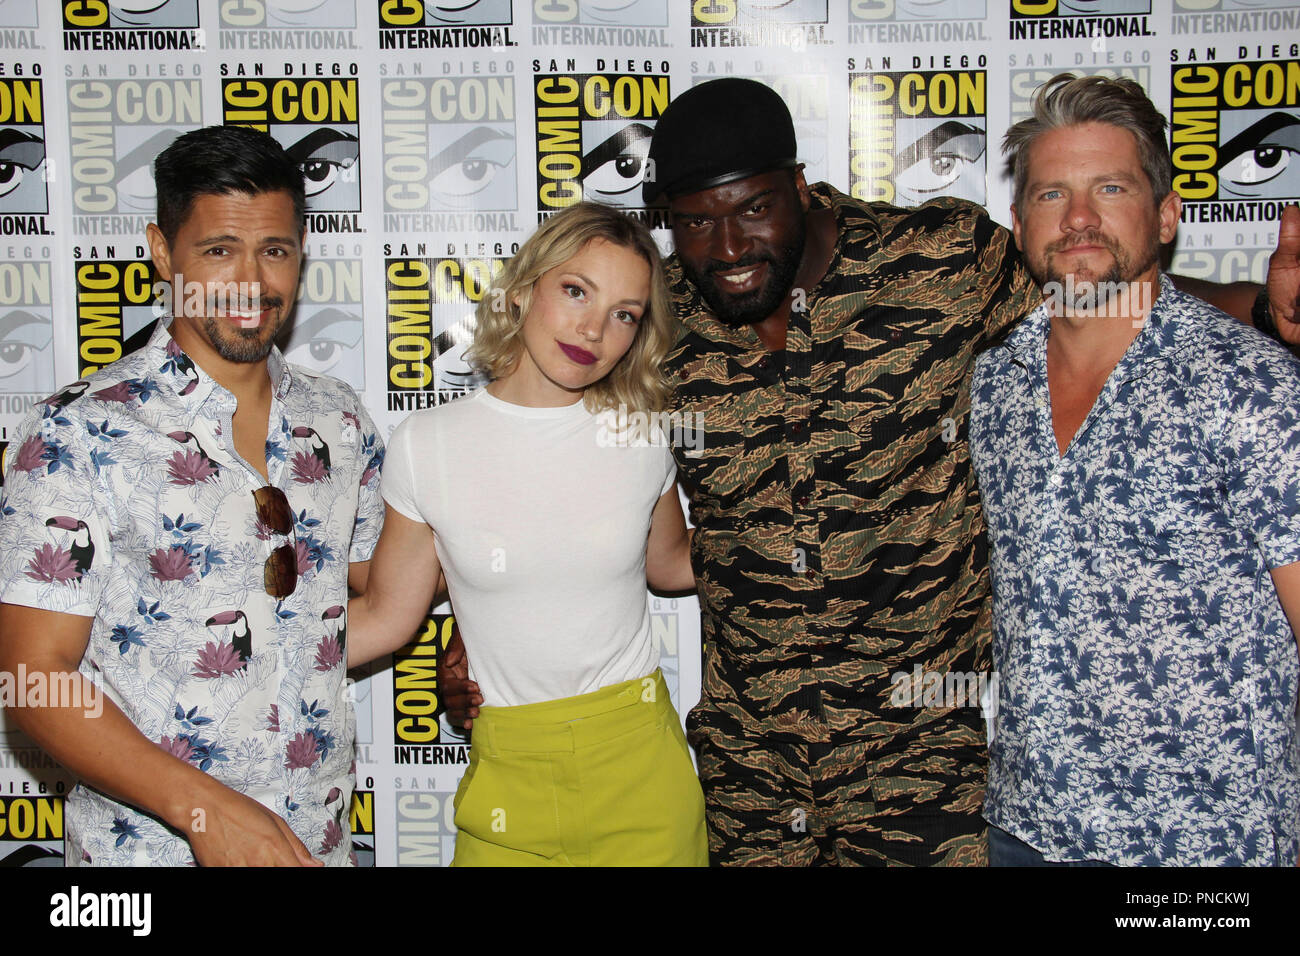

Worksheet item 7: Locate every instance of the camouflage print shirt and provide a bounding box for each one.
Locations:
[665,184,1038,745]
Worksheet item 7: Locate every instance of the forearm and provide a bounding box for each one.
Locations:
[1169,275,1260,326]
[2,652,225,835]
[346,505,444,668]
[647,527,696,593]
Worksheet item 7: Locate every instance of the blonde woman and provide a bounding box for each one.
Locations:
[348,203,706,866]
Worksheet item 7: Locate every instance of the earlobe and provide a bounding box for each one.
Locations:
[1158,193,1182,244]
[145,223,171,278]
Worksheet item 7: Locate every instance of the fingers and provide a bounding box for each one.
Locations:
[274,812,323,867]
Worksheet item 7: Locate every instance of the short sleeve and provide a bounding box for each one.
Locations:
[658,443,678,498]
[349,400,387,563]
[379,414,426,525]
[974,213,1039,344]
[0,402,114,615]
[1217,337,1300,569]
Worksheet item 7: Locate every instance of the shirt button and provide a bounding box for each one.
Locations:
[796,495,809,508]
[788,421,804,437]
[889,329,902,341]
[1050,474,1063,488]
[757,356,770,370]
[805,568,817,580]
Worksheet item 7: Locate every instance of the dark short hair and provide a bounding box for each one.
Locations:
[1003,73,1172,211]
[153,125,306,242]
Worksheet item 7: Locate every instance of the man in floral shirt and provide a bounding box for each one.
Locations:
[971,75,1300,865]
[0,126,385,865]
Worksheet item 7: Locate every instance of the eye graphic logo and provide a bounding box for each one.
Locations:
[1009,0,1149,15]
[1217,111,1299,200]
[382,77,516,213]
[690,0,828,26]
[1171,60,1300,217]
[849,70,987,207]
[533,0,668,25]
[848,0,985,19]
[0,258,54,396]
[0,78,46,216]
[281,258,364,388]
[220,0,357,28]
[61,0,200,29]
[580,120,652,206]
[378,0,513,26]
[0,0,40,27]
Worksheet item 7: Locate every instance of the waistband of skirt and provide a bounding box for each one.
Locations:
[472,669,673,754]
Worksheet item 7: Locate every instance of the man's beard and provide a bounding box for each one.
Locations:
[1030,229,1157,313]
[681,220,807,328]
[199,297,286,363]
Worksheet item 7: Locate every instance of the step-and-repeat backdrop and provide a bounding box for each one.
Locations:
[0,0,1295,866]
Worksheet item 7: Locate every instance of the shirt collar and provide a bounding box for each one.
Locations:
[999,274,1177,371]
[146,320,293,403]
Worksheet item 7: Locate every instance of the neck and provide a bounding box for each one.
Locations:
[167,322,273,405]
[1046,272,1159,369]
[752,205,838,349]
[486,361,584,409]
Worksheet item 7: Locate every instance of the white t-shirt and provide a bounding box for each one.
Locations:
[382,389,677,707]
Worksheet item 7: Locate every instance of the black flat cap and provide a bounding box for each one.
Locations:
[644,78,797,204]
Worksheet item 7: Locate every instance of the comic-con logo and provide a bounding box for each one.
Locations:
[1170,244,1273,286]
[1008,0,1153,40]
[382,76,516,214]
[692,73,828,186]
[0,247,54,396]
[1171,57,1300,222]
[66,78,202,223]
[385,252,498,410]
[394,788,458,867]
[72,252,156,378]
[221,67,361,233]
[350,787,375,866]
[690,0,829,49]
[0,794,63,866]
[280,252,364,388]
[849,68,987,207]
[1009,65,1151,124]
[377,0,516,50]
[534,0,668,25]
[392,613,477,754]
[533,71,668,225]
[0,71,49,235]
[61,1,204,51]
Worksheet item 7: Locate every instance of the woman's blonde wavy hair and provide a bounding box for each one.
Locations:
[466,202,675,415]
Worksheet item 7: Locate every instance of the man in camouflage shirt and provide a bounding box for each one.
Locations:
[643,77,1297,866]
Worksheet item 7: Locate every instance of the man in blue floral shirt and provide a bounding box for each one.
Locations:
[971,74,1300,865]
[0,126,385,865]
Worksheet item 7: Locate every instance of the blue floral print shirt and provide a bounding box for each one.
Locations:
[971,277,1300,866]
[0,322,385,865]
